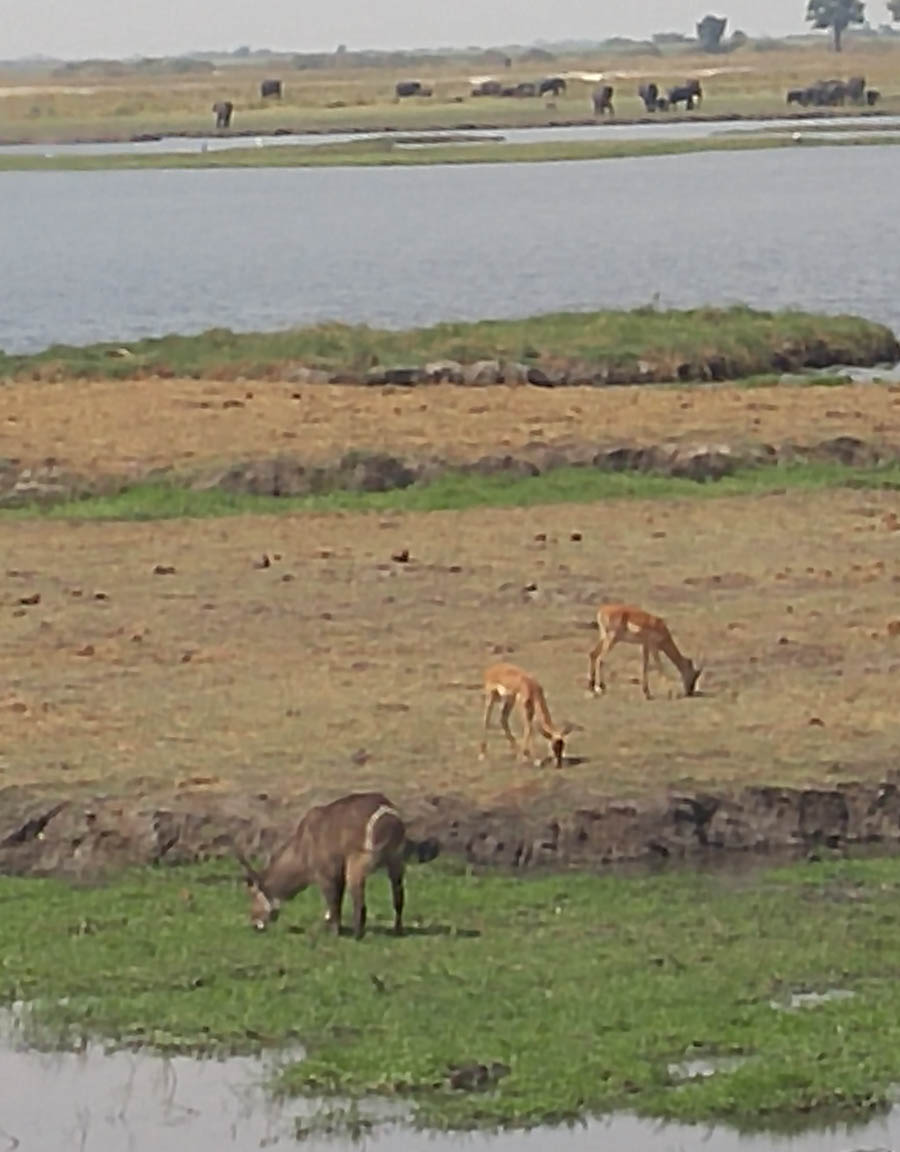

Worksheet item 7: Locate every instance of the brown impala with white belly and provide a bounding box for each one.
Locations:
[588,602,702,700]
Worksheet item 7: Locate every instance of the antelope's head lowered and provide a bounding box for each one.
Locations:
[234,846,281,931]
[547,723,576,768]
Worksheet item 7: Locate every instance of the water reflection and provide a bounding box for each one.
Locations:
[1,1031,898,1152]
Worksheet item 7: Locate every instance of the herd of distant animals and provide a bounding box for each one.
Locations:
[236,602,700,940]
[785,75,880,108]
[211,72,882,131]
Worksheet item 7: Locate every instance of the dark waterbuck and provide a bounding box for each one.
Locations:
[234,792,439,939]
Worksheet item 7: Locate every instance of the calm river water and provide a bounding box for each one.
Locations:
[2,145,898,354]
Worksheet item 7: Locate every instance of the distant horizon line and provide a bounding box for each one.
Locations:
[6,27,886,67]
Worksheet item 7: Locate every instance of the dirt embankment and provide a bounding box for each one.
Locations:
[2,435,896,506]
[4,376,900,505]
[3,777,900,878]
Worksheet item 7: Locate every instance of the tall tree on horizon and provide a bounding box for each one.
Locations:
[805,0,865,50]
[696,14,728,51]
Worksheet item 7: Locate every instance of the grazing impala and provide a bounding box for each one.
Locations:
[480,661,574,768]
[234,792,438,939]
[588,603,702,700]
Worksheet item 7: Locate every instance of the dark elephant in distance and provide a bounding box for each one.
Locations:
[638,81,660,112]
[539,76,567,98]
[471,79,503,97]
[260,79,282,99]
[212,100,233,129]
[395,80,432,98]
[667,78,703,110]
[592,85,614,116]
[812,79,847,105]
[789,80,845,107]
[847,76,866,104]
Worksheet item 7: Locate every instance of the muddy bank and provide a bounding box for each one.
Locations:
[13,330,899,387]
[1,434,896,506]
[3,775,900,878]
[0,107,891,148]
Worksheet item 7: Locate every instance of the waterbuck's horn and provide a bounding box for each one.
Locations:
[231,840,263,887]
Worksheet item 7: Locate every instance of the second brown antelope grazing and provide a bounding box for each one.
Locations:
[234,792,439,939]
[480,661,574,768]
[588,603,702,700]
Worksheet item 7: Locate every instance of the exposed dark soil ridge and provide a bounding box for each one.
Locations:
[10,331,898,386]
[3,775,900,879]
[0,107,892,148]
[2,435,897,506]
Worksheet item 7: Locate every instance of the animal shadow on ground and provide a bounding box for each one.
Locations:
[284,923,481,939]
[368,923,482,939]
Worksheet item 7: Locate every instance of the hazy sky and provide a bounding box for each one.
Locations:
[4,0,893,60]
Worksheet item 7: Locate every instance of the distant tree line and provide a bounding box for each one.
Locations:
[804,0,900,51]
[698,3,900,54]
[46,5,900,79]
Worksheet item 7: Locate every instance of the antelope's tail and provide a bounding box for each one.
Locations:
[403,837,440,864]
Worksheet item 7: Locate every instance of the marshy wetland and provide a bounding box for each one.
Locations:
[8,856,900,1144]
[4,36,900,1145]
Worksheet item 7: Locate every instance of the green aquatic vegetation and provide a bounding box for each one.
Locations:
[3,855,900,1131]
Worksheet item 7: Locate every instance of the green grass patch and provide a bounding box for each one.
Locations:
[4,854,900,1131]
[2,305,895,383]
[1,130,899,173]
[3,462,900,522]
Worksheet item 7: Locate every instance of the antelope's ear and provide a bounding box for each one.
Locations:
[560,723,579,737]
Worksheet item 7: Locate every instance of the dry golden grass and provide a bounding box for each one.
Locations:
[1,42,898,141]
[2,488,899,811]
[4,377,900,478]
[4,374,900,814]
